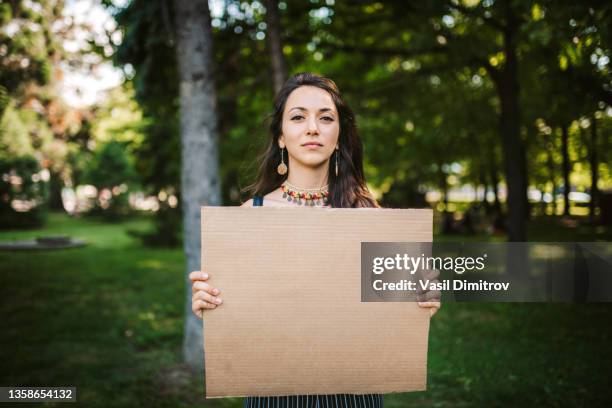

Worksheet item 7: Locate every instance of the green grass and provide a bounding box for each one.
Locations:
[1,213,611,407]
[390,303,612,407]
[0,213,220,407]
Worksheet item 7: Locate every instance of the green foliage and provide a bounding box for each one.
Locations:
[85,140,138,220]
[110,0,182,242]
[0,28,59,219]
[108,0,612,222]
[0,155,48,228]
[112,0,180,191]
[0,99,34,158]
[86,140,136,189]
[0,0,102,220]
[0,98,56,159]
[0,0,55,93]
[92,84,146,146]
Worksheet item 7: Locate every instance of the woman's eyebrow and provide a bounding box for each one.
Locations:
[288,107,336,114]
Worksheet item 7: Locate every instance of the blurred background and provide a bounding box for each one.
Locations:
[1,0,611,407]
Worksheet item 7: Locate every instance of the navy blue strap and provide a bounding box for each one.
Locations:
[253,196,264,206]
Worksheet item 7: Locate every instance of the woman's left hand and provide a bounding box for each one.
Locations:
[417,269,441,317]
[418,300,441,317]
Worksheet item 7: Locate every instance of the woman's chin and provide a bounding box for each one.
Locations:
[292,157,330,169]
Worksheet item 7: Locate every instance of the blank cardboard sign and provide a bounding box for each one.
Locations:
[201,207,433,398]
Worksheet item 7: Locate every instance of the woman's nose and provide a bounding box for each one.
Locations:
[306,117,319,134]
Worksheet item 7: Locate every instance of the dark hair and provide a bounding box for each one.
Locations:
[248,72,378,208]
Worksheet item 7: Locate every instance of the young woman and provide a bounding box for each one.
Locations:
[190,72,440,407]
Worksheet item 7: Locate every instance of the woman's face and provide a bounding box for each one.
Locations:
[279,85,340,170]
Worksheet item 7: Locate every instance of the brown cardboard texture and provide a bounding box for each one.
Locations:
[201,207,432,398]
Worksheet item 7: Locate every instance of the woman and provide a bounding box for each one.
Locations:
[190,72,440,407]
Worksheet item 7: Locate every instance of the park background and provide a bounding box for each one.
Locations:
[1,0,611,406]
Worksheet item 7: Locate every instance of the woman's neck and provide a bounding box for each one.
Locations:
[285,160,330,189]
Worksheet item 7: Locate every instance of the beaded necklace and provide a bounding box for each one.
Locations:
[281,181,329,206]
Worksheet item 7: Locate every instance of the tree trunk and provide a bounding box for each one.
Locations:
[483,184,490,207]
[439,166,448,207]
[492,178,500,212]
[265,0,288,94]
[523,129,532,221]
[479,167,489,208]
[175,0,222,370]
[545,134,557,216]
[560,124,571,216]
[494,19,527,241]
[487,5,530,283]
[538,184,547,216]
[489,151,501,213]
[48,170,65,211]
[589,115,599,222]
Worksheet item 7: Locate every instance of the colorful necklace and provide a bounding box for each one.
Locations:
[281,181,329,206]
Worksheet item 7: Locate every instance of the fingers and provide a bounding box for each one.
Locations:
[416,275,440,294]
[418,301,441,317]
[192,301,204,319]
[414,270,441,316]
[192,299,218,319]
[190,270,222,319]
[416,289,441,302]
[192,290,223,306]
[191,286,223,319]
[190,271,220,296]
[192,280,220,296]
[189,270,209,281]
[422,268,440,280]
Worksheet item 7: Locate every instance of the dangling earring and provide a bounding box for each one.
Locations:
[277,147,288,175]
[335,148,339,177]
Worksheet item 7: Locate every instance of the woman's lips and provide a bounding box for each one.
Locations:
[302,142,323,149]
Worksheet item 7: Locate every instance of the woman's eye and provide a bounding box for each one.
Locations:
[321,116,334,122]
[290,115,304,121]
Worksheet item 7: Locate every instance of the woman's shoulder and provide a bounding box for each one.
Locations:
[241,190,284,207]
[241,189,294,207]
[264,187,283,201]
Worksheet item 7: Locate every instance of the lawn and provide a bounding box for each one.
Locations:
[1,213,610,407]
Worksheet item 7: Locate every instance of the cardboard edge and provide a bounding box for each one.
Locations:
[201,206,210,398]
[201,206,434,213]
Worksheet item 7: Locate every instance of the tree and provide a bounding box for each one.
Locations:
[588,115,599,221]
[0,0,104,216]
[310,1,535,240]
[174,0,222,370]
[0,155,47,228]
[265,0,288,94]
[1,0,58,222]
[85,140,137,220]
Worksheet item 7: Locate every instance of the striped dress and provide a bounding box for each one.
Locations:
[245,196,384,408]
[243,394,383,408]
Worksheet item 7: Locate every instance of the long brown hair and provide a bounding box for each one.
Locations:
[248,72,378,208]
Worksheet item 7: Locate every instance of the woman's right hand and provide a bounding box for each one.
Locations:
[190,270,223,319]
